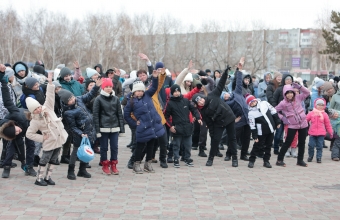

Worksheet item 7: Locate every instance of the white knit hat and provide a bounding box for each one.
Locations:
[86,68,99,79]
[184,73,193,82]
[26,97,41,113]
[132,81,145,93]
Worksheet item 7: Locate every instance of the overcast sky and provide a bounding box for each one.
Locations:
[1,0,339,29]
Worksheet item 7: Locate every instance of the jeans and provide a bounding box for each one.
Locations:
[99,132,119,161]
[172,135,192,160]
[249,133,274,163]
[308,135,324,159]
[278,127,307,161]
[273,121,284,150]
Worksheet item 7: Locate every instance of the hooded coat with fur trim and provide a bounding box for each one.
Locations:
[275,83,309,129]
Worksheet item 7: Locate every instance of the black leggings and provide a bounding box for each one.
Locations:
[278,127,307,161]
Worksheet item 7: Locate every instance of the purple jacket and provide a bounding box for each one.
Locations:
[275,83,309,129]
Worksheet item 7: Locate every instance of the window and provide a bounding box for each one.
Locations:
[284,60,290,67]
[303,58,310,68]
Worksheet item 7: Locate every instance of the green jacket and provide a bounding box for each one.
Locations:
[59,78,84,96]
[330,90,340,111]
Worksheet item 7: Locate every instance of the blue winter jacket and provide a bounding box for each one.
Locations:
[61,85,100,143]
[124,76,165,143]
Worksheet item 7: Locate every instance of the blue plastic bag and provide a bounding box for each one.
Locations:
[77,137,95,163]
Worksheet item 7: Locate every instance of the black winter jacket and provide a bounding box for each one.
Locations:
[93,90,125,136]
[199,68,235,129]
[266,80,277,106]
[164,95,200,136]
[273,74,294,107]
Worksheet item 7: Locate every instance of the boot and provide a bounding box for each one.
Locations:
[110,160,119,175]
[224,154,231,161]
[144,160,155,173]
[77,162,91,178]
[216,149,223,157]
[232,155,238,167]
[24,165,37,177]
[133,161,143,174]
[127,159,134,169]
[60,155,70,164]
[248,161,254,168]
[198,149,207,157]
[44,164,55,185]
[219,144,225,150]
[35,165,47,186]
[206,157,214,166]
[102,160,111,175]
[33,155,40,167]
[160,160,168,168]
[67,164,76,180]
[2,165,11,178]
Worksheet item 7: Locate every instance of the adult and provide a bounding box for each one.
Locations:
[257,72,272,101]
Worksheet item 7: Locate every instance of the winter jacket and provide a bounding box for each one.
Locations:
[0,78,30,140]
[330,90,340,111]
[257,73,271,101]
[306,98,333,137]
[112,75,123,98]
[310,87,323,110]
[198,69,235,129]
[248,99,280,139]
[20,84,45,109]
[266,80,278,106]
[164,95,200,136]
[232,73,254,96]
[124,76,165,143]
[223,70,248,128]
[275,83,309,129]
[12,61,31,102]
[93,90,125,137]
[273,74,294,107]
[59,78,84,96]
[26,83,68,151]
[94,64,104,77]
[61,85,100,143]
[330,110,340,135]
[0,83,16,120]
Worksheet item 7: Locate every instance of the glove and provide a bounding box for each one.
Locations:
[0,75,8,84]
[201,78,208,85]
[264,90,266,93]
[224,65,231,75]
[196,83,202,89]
[281,116,289,125]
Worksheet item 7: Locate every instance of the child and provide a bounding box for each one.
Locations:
[164,84,202,168]
[275,82,310,167]
[93,78,125,175]
[26,73,68,186]
[327,109,340,161]
[247,95,281,168]
[306,98,333,163]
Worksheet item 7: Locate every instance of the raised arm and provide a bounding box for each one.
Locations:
[175,60,193,85]
[145,71,159,97]
[80,78,101,103]
[73,61,81,80]
[210,66,230,97]
[44,73,55,111]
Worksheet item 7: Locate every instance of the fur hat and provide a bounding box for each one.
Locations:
[245,94,256,105]
[58,89,74,104]
[132,81,145,93]
[155,62,164,70]
[101,78,113,89]
[25,77,39,89]
[59,67,72,79]
[26,97,41,113]
[86,68,99,79]
[170,84,181,95]
[3,125,16,140]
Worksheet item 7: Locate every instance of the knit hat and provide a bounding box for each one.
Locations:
[52,81,62,88]
[132,81,145,93]
[25,77,39,89]
[205,69,211,73]
[245,94,256,105]
[315,98,325,106]
[26,97,41,113]
[198,70,207,77]
[170,84,181,95]
[5,67,14,79]
[155,62,164,70]
[59,67,72,79]
[35,60,44,67]
[315,79,325,88]
[4,63,11,67]
[14,63,26,73]
[334,76,340,83]
[85,79,95,90]
[33,65,45,75]
[328,109,336,117]
[56,64,65,69]
[3,125,16,140]
[101,78,113,89]
[273,71,282,79]
[86,68,99,79]
[58,89,74,104]
[184,73,193,82]
[192,93,205,105]
[323,82,333,91]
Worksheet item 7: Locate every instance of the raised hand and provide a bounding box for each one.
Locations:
[48,72,53,84]
[187,60,193,70]
[0,64,6,73]
[237,57,245,70]
[152,70,159,78]
[95,77,102,87]
[114,67,121,76]
[73,61,80,69]
[138,53,150,61]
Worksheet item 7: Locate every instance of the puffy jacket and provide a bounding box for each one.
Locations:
[257,72,271,101]
[275,83,309,129]
[20,84,45,109]
[164,95,200,136]
[330,90,340,111]
[266,80,278,106]
[124,76,165,143]
[273,74,294,107]
[93,90,125,137]
[306,98,333,137]
[232,73,254,96]
[59,78,84,96]
[61,85,100,143]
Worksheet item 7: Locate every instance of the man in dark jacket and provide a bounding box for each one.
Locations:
[164,84,202,168]
[192,65,239,167]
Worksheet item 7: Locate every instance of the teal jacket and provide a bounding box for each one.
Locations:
[330,90,340,111]
[59,78,84,96]
[330,110,340,135]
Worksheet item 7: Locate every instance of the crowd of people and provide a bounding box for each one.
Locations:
[0,54,339,187]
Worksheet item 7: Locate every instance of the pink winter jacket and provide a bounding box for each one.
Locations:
[306,98,333,137]
[275,83,309,129]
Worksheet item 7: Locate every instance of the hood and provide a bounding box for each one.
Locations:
[282,84,295,101]
[263,72,272,85]
[0,120,17,141]
[94,64,103,75]
[280,74,294,86]
[313,98,326,110]
[13,61,29,80]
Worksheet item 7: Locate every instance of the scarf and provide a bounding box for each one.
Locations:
[312,108,324,121]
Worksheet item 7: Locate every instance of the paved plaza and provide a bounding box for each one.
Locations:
[1,125,340,220]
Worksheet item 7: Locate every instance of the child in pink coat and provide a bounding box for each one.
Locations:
[306,98,333,163]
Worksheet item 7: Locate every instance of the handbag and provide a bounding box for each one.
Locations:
[77,137,95,163]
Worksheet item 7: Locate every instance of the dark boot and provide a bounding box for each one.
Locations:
[232,155,238,167]
[160,160,168,168]
[67,164,76,180]
[77,162,91,178]
[206,157,214,166]
[127,159,134,169]
[219,144,225,150]
[224,154,231,161]
[2,166,11,178]
[33,155,40,167]
[35,165,48,186]
[198,149,207,157]
[24,165,37,177]
[216,149,223,157]
[60,155,70,164]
